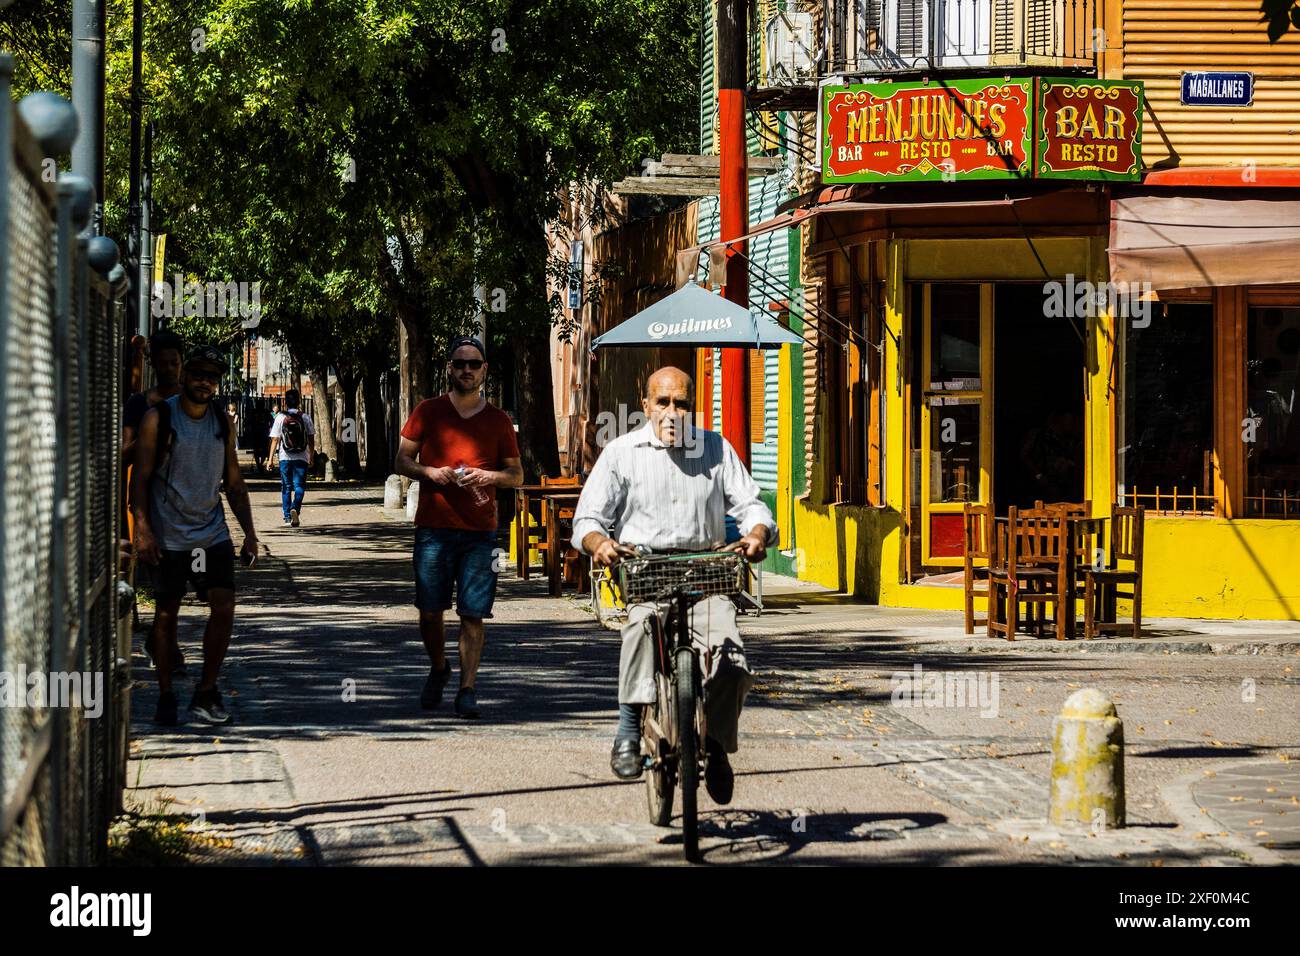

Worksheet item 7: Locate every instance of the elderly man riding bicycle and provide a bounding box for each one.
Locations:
[573,366,778,805]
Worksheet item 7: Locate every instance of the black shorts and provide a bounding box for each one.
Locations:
[150,539,236,603]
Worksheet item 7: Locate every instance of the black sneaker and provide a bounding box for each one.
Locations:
[188,685,230,724]
[420,661,453,710]
[154,690,178,727]
[454,687,479,719]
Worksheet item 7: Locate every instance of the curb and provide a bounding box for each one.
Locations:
[1160,764,1289,865]
[908,640,1300,657]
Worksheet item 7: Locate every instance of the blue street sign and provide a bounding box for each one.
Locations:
[1181,72,1253,107]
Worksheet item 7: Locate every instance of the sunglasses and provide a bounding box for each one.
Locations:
[450,359,484,371]
[188,369,222,384]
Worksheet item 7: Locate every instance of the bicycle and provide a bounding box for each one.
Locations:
[615,548,749,863]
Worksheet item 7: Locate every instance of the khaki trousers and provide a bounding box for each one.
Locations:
[618,594,753,753]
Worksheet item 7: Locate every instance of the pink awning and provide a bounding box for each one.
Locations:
[1109,194,1300,290]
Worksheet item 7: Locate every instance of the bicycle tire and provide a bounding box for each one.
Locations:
[674,645,700,862]
[643,673,674,827]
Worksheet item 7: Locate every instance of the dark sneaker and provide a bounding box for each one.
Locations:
[704,737,734,805]
[420,661,453,710]
[188,685,230,724]
[289,508,300,527]
[454,687,479,719]
[154,690,178,727]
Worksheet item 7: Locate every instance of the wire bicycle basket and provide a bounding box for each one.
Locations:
[616,550,748,605]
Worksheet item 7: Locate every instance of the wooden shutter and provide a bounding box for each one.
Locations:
[750,349,766,444]
[895,0,929,59]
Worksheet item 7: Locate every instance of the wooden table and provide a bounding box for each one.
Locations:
[513,484,553,580]
[543,492,583,597]
[991,514,1108,640]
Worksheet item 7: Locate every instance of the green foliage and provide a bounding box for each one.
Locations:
[1261,0,1300,40]
[5,1,698,399]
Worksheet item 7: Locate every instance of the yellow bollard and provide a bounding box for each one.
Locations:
[1049,688,1125,830]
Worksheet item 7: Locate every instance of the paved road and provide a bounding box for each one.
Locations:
[126,479,1300,865]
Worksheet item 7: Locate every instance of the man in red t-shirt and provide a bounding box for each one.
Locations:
[395,336,523,718]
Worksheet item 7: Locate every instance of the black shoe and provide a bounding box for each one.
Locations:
[188,684,230,724]
[610,738,643,780]
[420,661,453,710]
[454,687,479,719]
[704,737,734,805]
[154,690,178,727]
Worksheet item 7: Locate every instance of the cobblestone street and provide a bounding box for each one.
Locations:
[126,479,1300,865]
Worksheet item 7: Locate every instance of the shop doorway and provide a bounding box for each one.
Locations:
[992,283,1086,512]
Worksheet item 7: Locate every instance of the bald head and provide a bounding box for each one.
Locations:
[645,366,694,399]
[642,366,694,446]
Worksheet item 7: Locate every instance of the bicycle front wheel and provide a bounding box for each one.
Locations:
[643,672,674,827]
[674,645,700,862]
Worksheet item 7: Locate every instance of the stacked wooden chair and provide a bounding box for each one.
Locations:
[1082,506,1146,639]
[987,506,1070,641]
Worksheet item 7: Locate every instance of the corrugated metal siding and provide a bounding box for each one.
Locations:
[1124,0,1300,167]
[701,0,718,155]
[694,180,785,493]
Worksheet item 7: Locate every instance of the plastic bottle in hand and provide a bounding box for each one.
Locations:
[455,462,491,508]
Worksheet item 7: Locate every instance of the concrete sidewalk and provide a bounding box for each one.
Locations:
[121,479,1300,865]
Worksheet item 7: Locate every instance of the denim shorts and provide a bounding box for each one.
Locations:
[413,526,500,619]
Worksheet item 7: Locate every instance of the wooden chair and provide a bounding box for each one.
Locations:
[1082,506,1145,639]
[962,503,997,635]
[987,507,1069,641]
[1034,499,1092,517]
[537,475,581,582]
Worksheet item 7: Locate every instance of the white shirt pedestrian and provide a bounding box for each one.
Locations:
[269,407,316,463]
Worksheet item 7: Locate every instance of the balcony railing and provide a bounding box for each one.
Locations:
[758,0,1098,90]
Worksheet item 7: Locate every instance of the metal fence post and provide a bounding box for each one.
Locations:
[0,52,13,842]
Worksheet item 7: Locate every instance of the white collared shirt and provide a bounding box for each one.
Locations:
[573,420,778,554]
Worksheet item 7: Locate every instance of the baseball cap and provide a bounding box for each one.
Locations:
[185,344,226,373]
[447,336,486,361]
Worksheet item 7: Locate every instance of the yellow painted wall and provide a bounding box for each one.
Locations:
[776,235,1300,621]
[1140,518,1300,620]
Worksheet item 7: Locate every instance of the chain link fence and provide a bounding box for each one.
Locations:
[1,57,130,866]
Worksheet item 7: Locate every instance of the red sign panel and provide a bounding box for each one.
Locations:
[1036,79,1143,181]
[821,80,1034,183]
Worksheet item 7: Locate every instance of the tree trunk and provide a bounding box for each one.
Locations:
[310,369,338,469]
[509,218,561,482]
[363,372,390,479]
[337,370,362,476]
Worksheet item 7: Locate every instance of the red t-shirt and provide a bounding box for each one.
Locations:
[400,395,520,531]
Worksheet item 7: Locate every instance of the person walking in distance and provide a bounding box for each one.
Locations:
[121,329,185,466]
[131,345,259,725]
[394,336,523,718]
[268,388,315,527]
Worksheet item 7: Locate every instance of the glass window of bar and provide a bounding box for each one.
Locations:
[1118,303,1215,514]
[1246,305,1300,518]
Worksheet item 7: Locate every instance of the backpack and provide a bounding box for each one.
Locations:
[279,410,307,453]
[153,399,229,475]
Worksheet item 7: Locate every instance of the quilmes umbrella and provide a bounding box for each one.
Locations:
[590,282,803,351]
